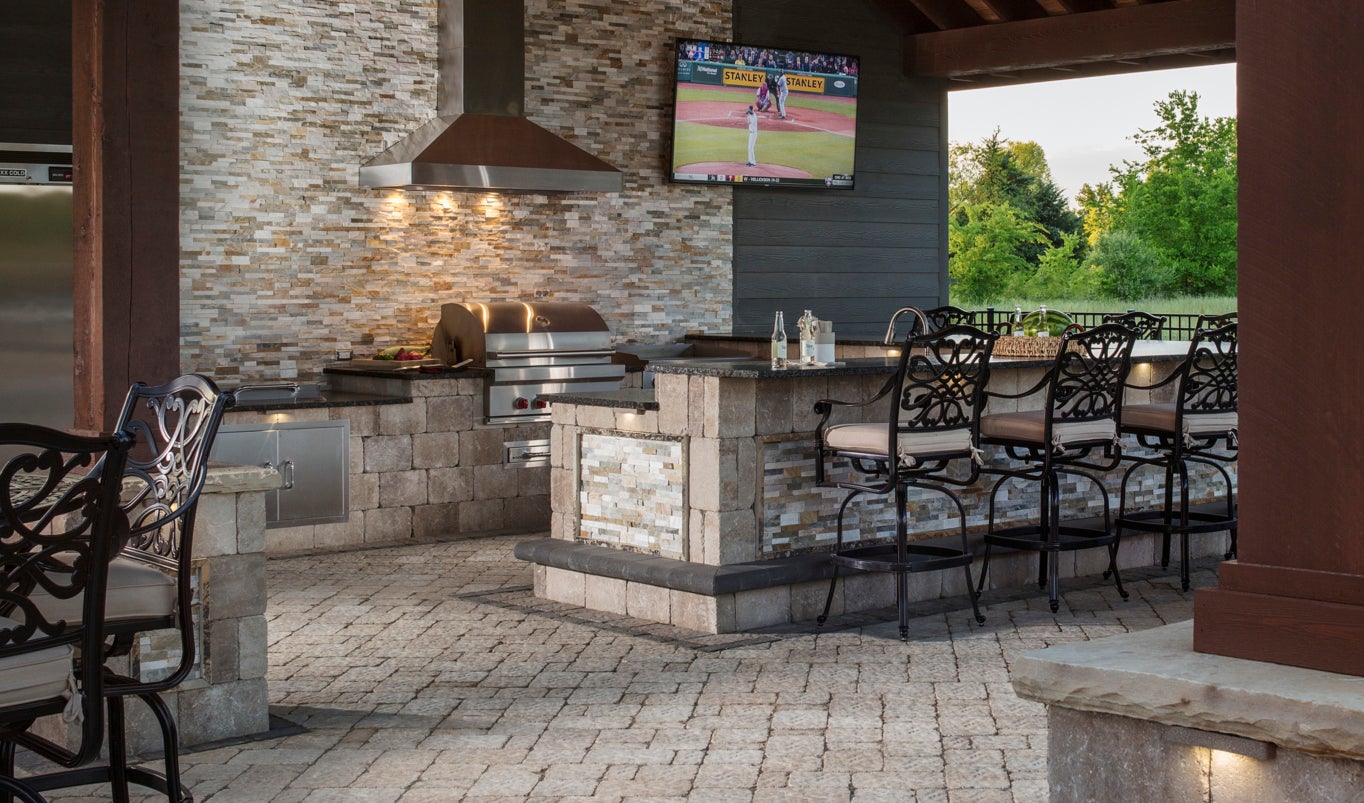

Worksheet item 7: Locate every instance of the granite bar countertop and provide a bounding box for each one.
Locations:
[322,364,492,381]
[536,388,659,411]
[227,386,409,413]
[649,340,1192,378]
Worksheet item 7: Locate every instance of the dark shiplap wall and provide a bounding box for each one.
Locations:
[0,2,72,145]
[733,0,948,338]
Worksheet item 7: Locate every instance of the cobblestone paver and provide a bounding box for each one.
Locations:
[40,534,1213,801]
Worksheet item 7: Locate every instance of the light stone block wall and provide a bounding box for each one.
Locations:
[179,0,733,382]
[538,359,1236,630]
[1048,707,1364,803]
[230,375,550,555]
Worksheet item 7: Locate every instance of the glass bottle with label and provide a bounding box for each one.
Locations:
[1037,304,1051,338]
[771,311,788,369]
[1013,304,1025,336]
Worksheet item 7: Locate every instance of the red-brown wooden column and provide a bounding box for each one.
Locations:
[71,1,180,432]
[1194,0,1364,676]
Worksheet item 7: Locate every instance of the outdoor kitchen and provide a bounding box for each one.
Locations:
[212,301,629,554]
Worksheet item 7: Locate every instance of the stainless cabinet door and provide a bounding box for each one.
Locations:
[275,421,349,526]
[211,420,350,527]
[209,427,281,522]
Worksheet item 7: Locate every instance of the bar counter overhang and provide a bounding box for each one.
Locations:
[517,340,1232,632]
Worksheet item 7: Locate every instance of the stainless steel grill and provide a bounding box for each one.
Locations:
[431,301,625,422]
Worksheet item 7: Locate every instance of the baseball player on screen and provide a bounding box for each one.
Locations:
[776,71,788,119]
[755,79,772,113]
[746,105,757,166]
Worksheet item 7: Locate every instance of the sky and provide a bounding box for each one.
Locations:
[948,63,1237,203]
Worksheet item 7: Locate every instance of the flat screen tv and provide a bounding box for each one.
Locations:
[670,38,859,190]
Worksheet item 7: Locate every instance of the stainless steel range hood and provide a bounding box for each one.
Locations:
[360,0,622,194]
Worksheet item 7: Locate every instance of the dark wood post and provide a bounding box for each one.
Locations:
[1193,0,1364,676]
[71,1,180,432]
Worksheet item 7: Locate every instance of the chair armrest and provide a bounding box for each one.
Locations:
[814,375,895,429]
[1123,363,1183,391]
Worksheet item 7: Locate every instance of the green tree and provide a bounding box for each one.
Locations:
[1075,182,1119,247]
[1016,232,1101,299]
[949,131,1081,266]
[1110,91,1237,295]
[1086,229,1166,300]
[948,201,1049,304]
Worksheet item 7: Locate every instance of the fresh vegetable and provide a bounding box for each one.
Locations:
[375,345,432,361]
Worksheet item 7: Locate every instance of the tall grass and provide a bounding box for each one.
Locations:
[966,296,1238,316]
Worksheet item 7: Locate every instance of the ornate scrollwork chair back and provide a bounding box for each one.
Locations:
[1102,310,1167,340]
[0,424,133,803]
[922,305,978,334]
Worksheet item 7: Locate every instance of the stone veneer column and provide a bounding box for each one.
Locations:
[116,463,276,751]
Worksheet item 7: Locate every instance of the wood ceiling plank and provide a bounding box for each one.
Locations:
[980,0,1051,22]
[907,0,1234,78]
[1052,0,1116,12]
[906,0,989,30]
[870,0,943,33]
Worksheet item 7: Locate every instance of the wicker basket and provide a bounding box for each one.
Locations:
[995,335,1069,358]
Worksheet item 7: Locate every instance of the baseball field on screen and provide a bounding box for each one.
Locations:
[672,84,856,180]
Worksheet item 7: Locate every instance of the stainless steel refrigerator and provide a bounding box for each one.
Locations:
[0,144,74,430]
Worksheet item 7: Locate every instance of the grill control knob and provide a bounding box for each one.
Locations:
[534,399,549,409]
[514,397,530,410]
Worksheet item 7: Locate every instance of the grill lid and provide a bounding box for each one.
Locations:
[431,302,614,365]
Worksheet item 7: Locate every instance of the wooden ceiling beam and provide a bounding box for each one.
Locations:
[946,48,1235,88]
[1052,0,1115,12]
[870,0,942,34]
[907,0,1234,78]
[905,0,989,30]
[979,0,1051,22]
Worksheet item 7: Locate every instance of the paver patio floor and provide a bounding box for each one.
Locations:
[40,533,1213,802]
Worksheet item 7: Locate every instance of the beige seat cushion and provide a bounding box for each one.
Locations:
[1122,403,1238,436]
[980,410,1116,448]
[0,616,74,709]
[824,423,973,460]
[27,555,176,625]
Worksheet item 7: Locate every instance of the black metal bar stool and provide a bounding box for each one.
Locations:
[1102,310,1167,340]
[1117,322,1238,591]
[974,323,1138,613]
[813,322,997,639]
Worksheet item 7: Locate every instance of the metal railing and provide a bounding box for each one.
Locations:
[974,308,1227,341]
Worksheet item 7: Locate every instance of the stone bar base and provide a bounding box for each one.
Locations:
[1014,621,1364,802]
[521,529,1228,632]
[37,464,278,755]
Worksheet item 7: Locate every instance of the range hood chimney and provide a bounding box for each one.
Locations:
[360,0,622,193]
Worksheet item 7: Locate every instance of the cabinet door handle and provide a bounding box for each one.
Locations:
[282,459,295,490]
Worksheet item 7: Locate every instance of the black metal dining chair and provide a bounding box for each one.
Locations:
[0,424,133,803]
[1195,312,1237,330]
[813,324,997,638]
[1102,310,1166,340]
[923,305,977,332]
[974,323,1138,613]
[23,374,230,802]
[1117,323,1238,591]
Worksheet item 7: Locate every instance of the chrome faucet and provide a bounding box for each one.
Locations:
[883,306,930,346]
